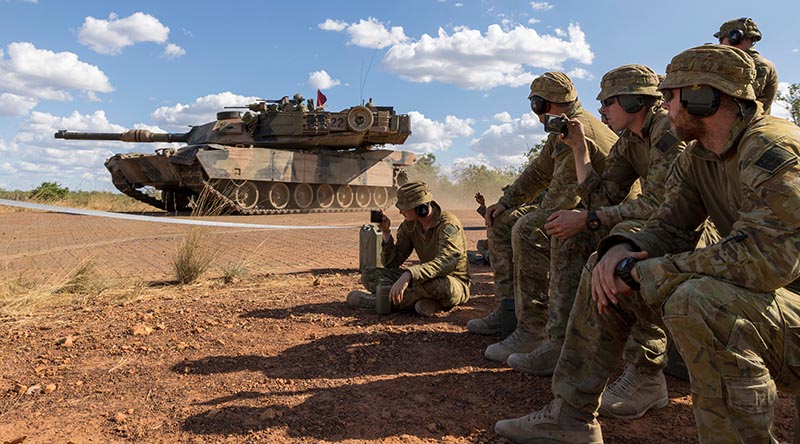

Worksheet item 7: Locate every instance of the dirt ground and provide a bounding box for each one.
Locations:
[0,207,796,443]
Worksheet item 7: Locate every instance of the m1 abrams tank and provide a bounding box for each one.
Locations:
[54,95,415,214]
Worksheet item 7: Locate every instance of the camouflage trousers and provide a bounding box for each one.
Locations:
[608,220,669,372]
[662,278,800,443]
[487,204,535,301]
[361,267,469,312]
[552,252,668,413]
[510,208,553,334]
[546,221,606,343]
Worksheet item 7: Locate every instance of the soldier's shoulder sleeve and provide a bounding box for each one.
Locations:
[741,123,800,230]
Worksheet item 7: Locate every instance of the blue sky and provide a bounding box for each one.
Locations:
[0,0,798,191]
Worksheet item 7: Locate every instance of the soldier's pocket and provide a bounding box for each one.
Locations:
[725,373,776,414]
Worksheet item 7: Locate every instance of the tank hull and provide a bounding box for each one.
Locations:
[105,145,416,214]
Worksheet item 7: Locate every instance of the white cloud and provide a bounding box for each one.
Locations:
[307,70,341,89]
[319,17,409,49]
[469,111,548,167]
[402,111,474,153]
[0,92,36,116]
[528,17,541,25]
[78,12,174,55]
[772,82,793,120]
[151,92,262,129]
[0,110,141,191]
[163,43,186,59]
[530,2,553,10]
[319,19,348,32]
[0,42,113,100]
[567,67,592,80]
[383,23,593,90]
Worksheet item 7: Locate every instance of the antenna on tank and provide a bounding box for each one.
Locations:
[360,43,380,105]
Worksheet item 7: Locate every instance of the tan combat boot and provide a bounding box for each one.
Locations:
[466,304,502,335]
[484,325,542,362]
[495,397,603,444]
[346,290,376,309]
[414,299,444,317]
[506,338,563,376]
[599,363,669,419]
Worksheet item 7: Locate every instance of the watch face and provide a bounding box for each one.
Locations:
[615,256,633,273]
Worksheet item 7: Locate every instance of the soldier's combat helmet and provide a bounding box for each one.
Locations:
[714,17,762,43]
[596,64,661,101]
[658,45,756,101]
[528,72,577,103]
[395,181,433,211]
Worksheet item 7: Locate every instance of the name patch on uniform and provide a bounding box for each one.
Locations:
[654,132,679,153]
[554,142,571,156]
[754,145,798,173]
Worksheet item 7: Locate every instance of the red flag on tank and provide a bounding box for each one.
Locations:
[317,89,327,107]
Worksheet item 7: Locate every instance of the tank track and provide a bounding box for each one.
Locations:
[201,180,387,215]
[112,172,166,210]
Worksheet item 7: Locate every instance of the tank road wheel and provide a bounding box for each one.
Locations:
[372,187,389,208]
[354,186,371,208]
[315,184,335,209]
[234,181,260,209]
[336,185,354,208]
[346,106,374,133]
[268,182,290,209]
[293,183,314,209]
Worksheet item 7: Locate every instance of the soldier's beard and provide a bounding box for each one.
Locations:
[670,112,705,142]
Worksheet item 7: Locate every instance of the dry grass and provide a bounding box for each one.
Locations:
[173,229,222,284]
[0,259,110,321]
[0,190,157,213]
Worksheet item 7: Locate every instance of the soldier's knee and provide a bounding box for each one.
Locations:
[662,281,704,318]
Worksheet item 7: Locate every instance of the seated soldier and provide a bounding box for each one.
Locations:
[346,181,470,316]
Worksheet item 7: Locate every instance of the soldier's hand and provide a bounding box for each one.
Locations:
[560,113,587,153]
[544,210,586,240]
[474,192,486,206]
[485,202,507,228]
[390,271,411,305]
[591,244,632,315]
[592,247,649,315]
[379,214,392,234]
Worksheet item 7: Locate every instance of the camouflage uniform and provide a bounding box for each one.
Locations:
[715,17,779,113]
[496,99,616,336]
[548,46,800,443]
[567,104,684,370]
[362,200,470,311]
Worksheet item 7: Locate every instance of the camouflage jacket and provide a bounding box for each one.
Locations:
[748,48,779,114]
[578,107,685,226]
[599,105,800,307]
[499,101,617,211]
[381,202,471,286]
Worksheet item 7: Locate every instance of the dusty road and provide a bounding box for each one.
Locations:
[0,207,796,443]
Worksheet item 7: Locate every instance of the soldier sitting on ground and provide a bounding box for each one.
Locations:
[346,181,471,316]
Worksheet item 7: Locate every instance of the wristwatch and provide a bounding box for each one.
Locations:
[586,210,601,232]
[614,256,641,291]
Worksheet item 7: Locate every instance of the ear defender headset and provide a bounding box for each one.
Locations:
[530,95,550,115]
[725,17,751,45]
[680,85,720,117]
[415,202,431,218]
[617,95,646,113]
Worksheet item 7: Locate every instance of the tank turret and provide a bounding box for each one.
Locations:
[55,97,415,214]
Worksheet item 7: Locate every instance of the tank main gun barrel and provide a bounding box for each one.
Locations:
[54,129,189,143]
